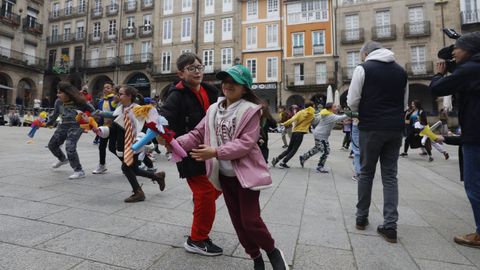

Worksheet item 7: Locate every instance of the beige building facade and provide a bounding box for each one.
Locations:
[0,0,46,108]
[336,0,461,114]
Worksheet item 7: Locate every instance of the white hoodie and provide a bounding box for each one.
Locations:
[347,48,409,112]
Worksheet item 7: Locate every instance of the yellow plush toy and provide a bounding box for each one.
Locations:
[76,111,98,132]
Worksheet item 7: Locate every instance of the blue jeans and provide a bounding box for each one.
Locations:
[462,144,480,234]
[351,124,361,175]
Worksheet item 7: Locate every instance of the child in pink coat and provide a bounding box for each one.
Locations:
[175,65,289,270]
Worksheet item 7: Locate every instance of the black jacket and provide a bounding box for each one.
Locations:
[430,53,480,144]
[159,81,219,178]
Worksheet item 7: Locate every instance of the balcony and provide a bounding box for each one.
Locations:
[461,10,480,30]
[106,4,119,16]
[405,61,434,78]
[89,33,102,44]
[85,57,117,69]
[341,28,364,44]
[138,25,153,38]
[47,32,85,46]
[287,10,328,24]
[47,60,83,74]
[91,7,103,19]
[0,46,45,71]
[342,67,356,81]
[404,21,431,38]
[313,44,325,55]
[124,1,137,13]
[48,6,86,21]
[0,11,20,27]
[141,0,154,10]
[293,46,304,56]
[286,73,335,91]
[103,30,118,43]
[122,27,137,40]
[372,25,396,41]
[119,53,153,70]
[22,18,43,35]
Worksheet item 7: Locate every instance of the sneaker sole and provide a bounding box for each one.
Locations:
[68,176,85,180]
[454,239,480,249]
[92,169,107,174]
[356,224,367,230]
[378,232,397,243]
[183,242,223,256]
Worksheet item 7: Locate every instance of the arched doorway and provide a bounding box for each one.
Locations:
[0,72,13,108]
[18,78,36,108]
[409,83,437,115]
[286,94,305,108]
[126,72,151,97]
[90,75,113,101]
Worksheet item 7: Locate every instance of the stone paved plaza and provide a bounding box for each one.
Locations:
[0,126,478,270]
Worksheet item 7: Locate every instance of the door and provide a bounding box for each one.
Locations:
[316,62,326,84]
[48,49,56,70]
[345,14,359,40]
[411,46,426,74]
[141,41,151,62]
[24,45,36,65]
[294,63,304,85]
[375,10,390,38]
[91,48,99,67]
[408,7,424,34]
[124,43,133,64]
[106,47,115,65]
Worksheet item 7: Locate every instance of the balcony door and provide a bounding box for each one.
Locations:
[464,0,478,23]
[375,10,390,38]
[294,63,304,85]
[106,47,115,65]
[316,62,327,84]
[408,7,424,34]
[141,41,151,62]
[90,48,99,67]
[0,35,11,58]
[345,14,359,41]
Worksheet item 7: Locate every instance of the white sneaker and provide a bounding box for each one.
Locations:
[92,164,107,174]
[52,160,69,168]
[68,170,85,180]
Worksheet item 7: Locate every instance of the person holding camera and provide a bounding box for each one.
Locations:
[430,31,480,248]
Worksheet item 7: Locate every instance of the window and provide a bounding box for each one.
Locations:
[316,62,327,84]
[222,18,232,41]
[204,20,214,42]
[292,32,304,56]
[221,48,233,70]
[126,16,135,35]
[346,51,360,79]
[162,51,171,73]
[141,41,152,62]
[94,0,101,13]
[246,59,257,80]
[464,0,479,23]
[205,0,214,15]
[267,0,279,17]
[93,22,101,38]
[90,48,99,67]
[65,0,73,15]
[182,0,192,12]
[181,17,192,41]
[375,10,391,38]
[108,20,116,36]
[106,47,115,64]
[223,0,232,12]
[63,23,71,41]
[203,50,214,73]
[51,25,59,39]
[266,24,278,48]
[1,0,14,16]
[143,14,152,32]
[345,14,359,41]
[246,26,257,49]
[76,21,85,39]
[181,49,191,54]
[247,0,258,20]
[408,7,424,34]
[294,63,304,85]
[26,8,39,28]
[267,57,278,81]
[0,36,12,57]
[163,19,172,43]
[410,46,426,74]
[163,0,173,15]
[288,0,328,23]
[24,44,36,64]
[124,43,133,64]
[78,0,86,13]
[312,30,325,55]
[52,3,60,17]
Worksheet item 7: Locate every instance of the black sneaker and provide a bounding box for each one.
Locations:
[254,256,265,270]
[271,157,279,167]
[356,217,369,230]
[184,237,223,256]
[279,163,290,169]
[267,248,289,270]
[377,225,397,243]
[299,156,305,168]
[399,152,408,157]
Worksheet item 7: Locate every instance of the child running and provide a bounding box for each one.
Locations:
[175,65,289,270]
[299,103,351,173]
[46,82,95,179]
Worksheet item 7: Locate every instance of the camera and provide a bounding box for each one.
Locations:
[438,28,461,73]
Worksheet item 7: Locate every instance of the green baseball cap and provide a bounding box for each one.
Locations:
[216,65,253,89]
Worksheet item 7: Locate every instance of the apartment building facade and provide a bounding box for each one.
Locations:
[0,0,46,107]
[282,0,335,107]
[241,0,282,111]
[152,0,242,97]
[460,0,480,32]
[336,0,461,114]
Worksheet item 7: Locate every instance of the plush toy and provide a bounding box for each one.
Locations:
[131,105,187,162]
[75,111,98,132]
[27,111,48,143]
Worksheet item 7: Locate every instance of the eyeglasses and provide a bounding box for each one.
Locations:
[184,65,205,72]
